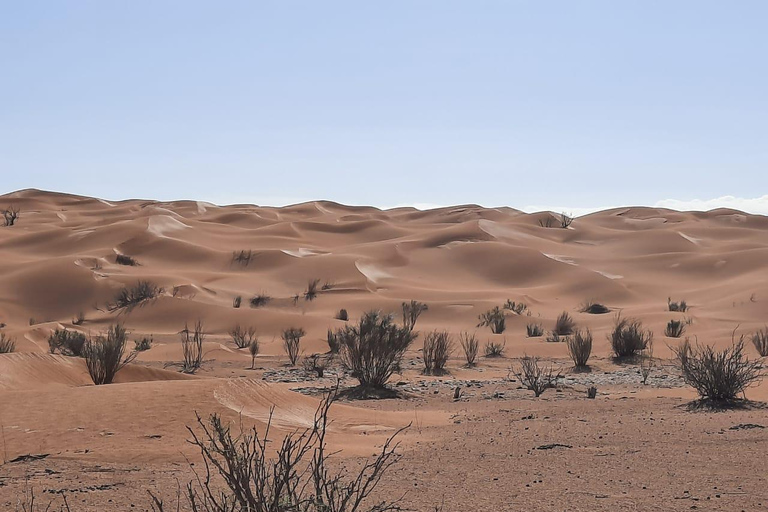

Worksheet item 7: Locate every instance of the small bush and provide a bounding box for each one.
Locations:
[326,328,340,354]
[249,294,270,308]
[402,300,428,332]
[232,296,242,308]
[338,310,416,389]
[751,328,768,357]
[477,306,506,334]
[0,333,15,353]
[665,319,685,338]
[336,308,349,321]
[554,311,576,335]
[72,311,85,325]
[304,278,321,301]
[560,212,574,228]
[3,206,19,226]
[231,250,253,266]
[673,336,763,403]
[116,254,138,266]
[503,300,528,315]
[459,331,479,366]
[180,321,205,374]
[567,329,592,367]
[134,336,153,351]
[83,324,137,385]
[302,353,328,378]
[581,301,610,314]
[609,317,652,359]
[668,298,688,312]
[282,327,306,365]
[545,332,566,343]
[321,281,334,290]
[108,280,161,311]
[526,323,544,337]
[484,339,506,358]
[229,325,257,349]
[248,340,259,369]
[640,340,654,384]
[48,329,87,356]
[422,330,453,375]
[512,356,562,397]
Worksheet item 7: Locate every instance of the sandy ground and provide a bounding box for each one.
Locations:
[1,189,767,511]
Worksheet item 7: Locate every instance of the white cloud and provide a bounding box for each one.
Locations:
[653,195,768,216]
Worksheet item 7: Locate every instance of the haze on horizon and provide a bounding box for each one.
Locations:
[2,1,767,214]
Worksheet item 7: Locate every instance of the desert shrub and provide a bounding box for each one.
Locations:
[336,308,349,321]
[526,323,544,337]
[304,278,321,301]
[282,327,306,365]
[554,311,576,335]
[232,296,242,308]
[422,330,453,375]
[248,340,259,369]
[503,300,528,315]
[249,294,270,308]
[229,324,257,349]
[115,254,138,266]
[484,339,506,358]
[545,332,567,343]
[477,306,506,334]
[48,329,87,356]
[0,333,15,353]
[134,336,153,351]
[338,310,416,389]
[673,336,763,403]
[302,353,329,378]
[3,206,19,226]
[231,250,253,266]
[83,324,137,385]
[560,212,573,228]
[459,331,479,367]
[402,300,428,332]
[321,281,334,290]
[512,356,562,397]
[538,216,554,228]
[609,316,652,358]
[108,280,161,311]
[581,301,610,314]
[751,328,768,357]
[326,328,340,354]
[180,321,205,374]
[665,319,685,338]
[567,329,592,367]
[640,340,654,384]
[72,311,85,325]
[149,391,406,512]
[668,298,688,312]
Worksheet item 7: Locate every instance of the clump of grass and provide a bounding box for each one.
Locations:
[554,311,576,335]
[546,332,567,343]
[0,333,16,353]
[526,323,544,337]
[304,279,321,301]
[668,298,688,312]
[249,294,270,308]
[422,330,453,375]
[83,324,137,385]
[282,327,306,365]
[48,329,87,356]
[108,280,162,311]
[503,300,527,315]
[665,319,685,338]
[248,340,259,369]
[336,308,349,321]
[115,254,138,266]
[580,301,610,314]
[512,356,562,397]
[567,329,592,367]
[134,336,153,351]
[478,306,506,334]
[402,300,428,332]
[231,250,253,266]
[609,316,652,359]
[752,328,768,357]
[484,339,506,358]
[321,281,334,291]
[180,321,205,374]
[459,331,479,367]
[229,325,258,349]
[232,296,242,308]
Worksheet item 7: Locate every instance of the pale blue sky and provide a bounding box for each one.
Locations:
[2,1,767,213]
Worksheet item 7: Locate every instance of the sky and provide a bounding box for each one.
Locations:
[2,1,767,214]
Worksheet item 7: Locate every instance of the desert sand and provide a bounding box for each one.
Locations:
[1,189,767,511]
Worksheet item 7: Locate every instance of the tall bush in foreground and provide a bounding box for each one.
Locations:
[149,390,407,512]
[180,321,205,374]
[338,311,416,389]
[83,324,137,385]
[673,336,763,403]
[282,327,306,365]
[0,333,15,353]
[422,330,453,375]
[402,300,428,332]
[229,324,258,349]
[567,329,592,367]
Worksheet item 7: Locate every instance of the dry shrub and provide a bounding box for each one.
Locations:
[503,300,527,315]
[115,254,138,266]
[302,353,329,377]
[326,328,340,354]
[231,250,253,266]
[282,327,306,365]
[402,300,428,332]
[560,212,574,228]
[567,329,592,367]
[134,336,153,351]
[581,301,610,314]
[484,339,506,358]
[83,324,137,385]
[148,390,406,512]
[545,332,567,343]
[673,335,763,403]
[336,308,349,321]
[3,205,19,227]
[232,296,242,308]
[554,311,576,335]
[512,356,562,397]
[0,333,15,353]
[108,280,161,311]
[477,306,506,334]
[751,328,768,357]
[640,340,654,384]
[250,294,270,308]
[609,316,652,359]
[304,278,321,301]
[338,311,416,389]
[526,323,544,337]
[665,319,685,338]
[459,331,479,366]
[248,340,259,369]
[48,329,87,356]
[422,330,453,375]
[668,298,688,312]
[230,324,258,349]
[180,320,205,374]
